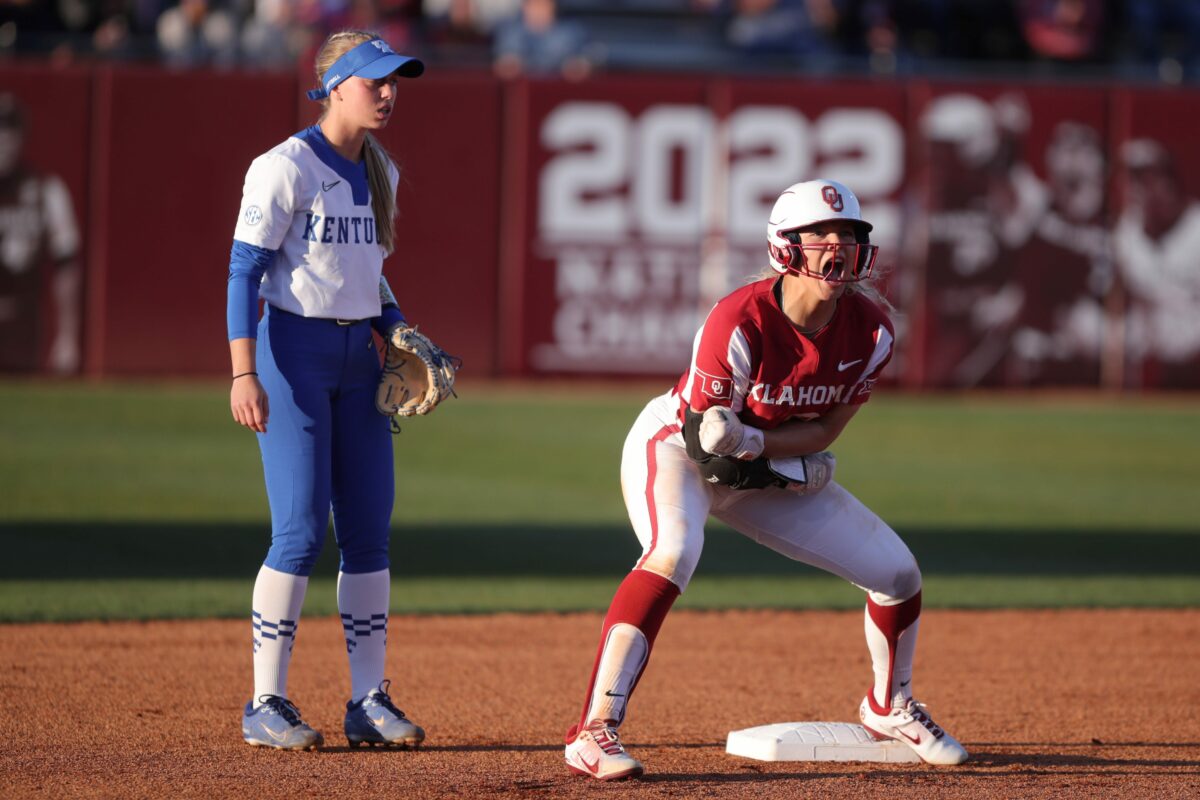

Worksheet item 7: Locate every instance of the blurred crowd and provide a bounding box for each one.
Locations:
[0,0,1198,82]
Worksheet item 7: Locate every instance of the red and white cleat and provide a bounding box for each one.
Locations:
[859,696,969,765]
[564,719,644,781]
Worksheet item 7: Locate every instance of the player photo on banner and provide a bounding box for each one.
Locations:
[1111,93,1200,389]
[0,90,83,375]
[909,86,1111,389]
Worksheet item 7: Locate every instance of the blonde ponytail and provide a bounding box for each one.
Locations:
[363,133,397,255]
[844,278,897,315]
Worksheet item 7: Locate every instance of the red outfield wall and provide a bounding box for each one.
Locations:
[82,67,501,378]
[1,64,1196,387]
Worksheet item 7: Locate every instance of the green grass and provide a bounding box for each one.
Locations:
[1,381,1198,620]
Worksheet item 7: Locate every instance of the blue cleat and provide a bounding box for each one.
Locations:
[242,695,324,751]
[344,679,425,748]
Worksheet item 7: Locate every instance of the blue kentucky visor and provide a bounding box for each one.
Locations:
[306,39,424,101]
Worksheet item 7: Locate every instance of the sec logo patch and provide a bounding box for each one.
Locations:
[243,205,263,226]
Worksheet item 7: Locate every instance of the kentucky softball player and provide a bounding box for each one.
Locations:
[227,30,426,751]
[563,180,968,780]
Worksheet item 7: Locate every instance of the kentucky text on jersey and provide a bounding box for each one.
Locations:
[302,213,376,244]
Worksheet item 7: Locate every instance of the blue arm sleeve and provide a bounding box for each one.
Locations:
[371,275,407,336]
[373,304,406,337]
[227,240,275,341]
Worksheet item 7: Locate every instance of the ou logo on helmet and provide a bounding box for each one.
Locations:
[821,185,844,212]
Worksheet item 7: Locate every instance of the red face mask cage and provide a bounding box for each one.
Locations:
[770,239,879,284]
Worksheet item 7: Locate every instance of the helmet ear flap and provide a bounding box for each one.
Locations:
[769,242,794,270]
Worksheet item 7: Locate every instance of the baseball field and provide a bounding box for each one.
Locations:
[2,381,1198,798]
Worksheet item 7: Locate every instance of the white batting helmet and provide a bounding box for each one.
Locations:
[766,179,877,282]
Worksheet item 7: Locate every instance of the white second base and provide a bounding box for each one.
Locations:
[726,721,922,763]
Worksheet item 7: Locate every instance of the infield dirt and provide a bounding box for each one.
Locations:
[2,609,1196,799]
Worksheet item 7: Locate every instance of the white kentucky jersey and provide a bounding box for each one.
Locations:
[232,125,399,320]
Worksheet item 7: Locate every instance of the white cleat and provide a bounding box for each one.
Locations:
[564,719,644,781]
[242,695,324,751]
[344,681,425,749]
[859,696,969,765]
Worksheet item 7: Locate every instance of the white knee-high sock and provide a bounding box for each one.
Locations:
[251,565,309,701]
[338,569,391,702]
[585,623,649,725]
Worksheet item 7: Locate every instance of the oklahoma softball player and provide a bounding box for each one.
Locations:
[228,30,426,751]
[563,179,968,780]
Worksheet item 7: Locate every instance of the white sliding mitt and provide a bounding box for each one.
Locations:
[699,406,765,460]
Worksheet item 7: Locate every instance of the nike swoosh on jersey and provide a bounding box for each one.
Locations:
[837,359,863,371]
[322,180,341,191]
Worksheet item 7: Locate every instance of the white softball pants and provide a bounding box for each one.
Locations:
[620,395,921,603]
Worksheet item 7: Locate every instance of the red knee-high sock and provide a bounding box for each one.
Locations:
[572,569,680,736]
[865,590,921,715]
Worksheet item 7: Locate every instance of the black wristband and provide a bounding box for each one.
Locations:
[232,371,258,380]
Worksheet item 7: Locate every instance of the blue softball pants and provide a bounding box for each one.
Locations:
[255,304,394,576]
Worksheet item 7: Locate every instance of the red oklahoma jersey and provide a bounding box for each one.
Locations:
[671,278,895,429]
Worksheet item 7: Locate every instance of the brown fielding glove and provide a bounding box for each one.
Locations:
[376,325,460,419]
